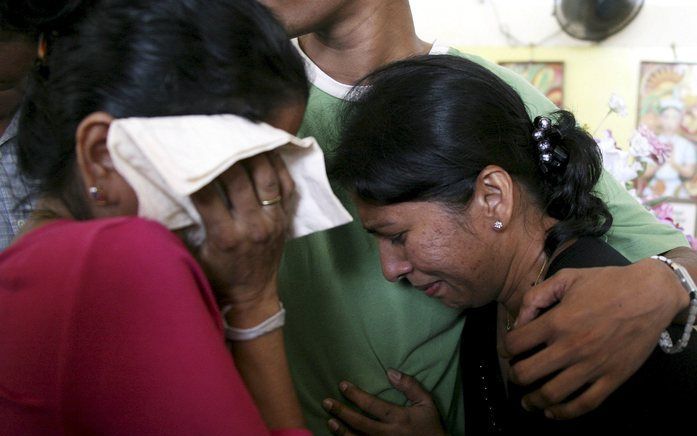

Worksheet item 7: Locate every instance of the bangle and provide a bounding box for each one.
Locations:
[650,255,697,354]
[220,302,285,341]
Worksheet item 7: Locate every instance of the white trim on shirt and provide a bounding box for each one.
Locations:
[291,38,452,100]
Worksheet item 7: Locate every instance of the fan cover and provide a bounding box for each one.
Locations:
[554,0,645,42]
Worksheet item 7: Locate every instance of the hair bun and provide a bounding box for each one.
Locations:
[1,0,91,34]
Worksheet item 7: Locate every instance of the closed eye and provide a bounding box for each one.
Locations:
[388,232,405,245]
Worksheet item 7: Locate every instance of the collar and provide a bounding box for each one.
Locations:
[292,38,452,100]
[0,112,20,149]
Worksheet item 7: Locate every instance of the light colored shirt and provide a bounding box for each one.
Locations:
[0,112,36,250]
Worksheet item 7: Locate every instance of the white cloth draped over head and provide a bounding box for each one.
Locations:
[106,114,352,246]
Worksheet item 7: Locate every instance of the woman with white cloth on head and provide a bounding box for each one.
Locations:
[0,0,340,434]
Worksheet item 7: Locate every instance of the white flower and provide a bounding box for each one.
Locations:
[608,93,628,117]
[629,130,652,160]
[596,129,617,151]
[597,130,639,183]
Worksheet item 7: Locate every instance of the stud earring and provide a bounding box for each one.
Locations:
[493,220,504,231]
[88,186,107,206]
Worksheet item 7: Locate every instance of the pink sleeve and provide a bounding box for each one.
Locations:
[58,219,308,435]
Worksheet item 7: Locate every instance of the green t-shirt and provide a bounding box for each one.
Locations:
[279,44,688,436]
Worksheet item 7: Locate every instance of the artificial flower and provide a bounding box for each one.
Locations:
[635,124,671,165]
[608,93,628,117]
[596,130,641,184]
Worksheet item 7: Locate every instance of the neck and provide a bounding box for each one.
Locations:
[298,2,431,85]
[496,213,557,319]
[19,197,73,236]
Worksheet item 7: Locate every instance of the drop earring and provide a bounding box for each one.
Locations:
[493,220,504,231]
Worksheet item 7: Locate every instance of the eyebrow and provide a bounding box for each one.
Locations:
[363,221,396,235]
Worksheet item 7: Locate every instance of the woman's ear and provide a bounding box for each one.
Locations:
[75,112,138,216]
[75,111,114,188]
[471,165,514,231]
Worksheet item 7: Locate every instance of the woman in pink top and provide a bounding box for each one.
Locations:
[0,0,310,434]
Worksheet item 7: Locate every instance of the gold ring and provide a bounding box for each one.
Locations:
[260,195,282,206]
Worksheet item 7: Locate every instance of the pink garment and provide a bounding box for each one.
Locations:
[0,217,309,436]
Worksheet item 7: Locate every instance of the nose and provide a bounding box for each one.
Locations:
[378,240,412,282]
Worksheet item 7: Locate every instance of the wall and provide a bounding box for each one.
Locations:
[457,45,697,144]
[410,0,697,145]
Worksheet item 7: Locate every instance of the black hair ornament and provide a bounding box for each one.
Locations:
[532,116,569,175]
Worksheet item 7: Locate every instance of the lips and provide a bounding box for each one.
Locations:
[415,281,441,297]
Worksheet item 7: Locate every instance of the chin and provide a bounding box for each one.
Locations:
[442,299,467,309]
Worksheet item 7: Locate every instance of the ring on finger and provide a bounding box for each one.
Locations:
[260,194,282,206]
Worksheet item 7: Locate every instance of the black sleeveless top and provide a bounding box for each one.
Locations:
[460,237,697,434]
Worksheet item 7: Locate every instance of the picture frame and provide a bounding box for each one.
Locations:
[663,198,697,236]
[637,61,697,199]
[499,61,565,108]
[638,61,697,143]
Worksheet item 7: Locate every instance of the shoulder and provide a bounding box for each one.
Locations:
[549,237,631,275]
[55,218,216,325]
[81,217,197,275]
[54,216,183,252]
[446,47,559,117]
[11,217,195,275]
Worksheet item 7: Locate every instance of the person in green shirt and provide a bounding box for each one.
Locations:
[257,1,696,434]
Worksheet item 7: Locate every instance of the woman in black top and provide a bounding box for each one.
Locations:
[325,55,696,434]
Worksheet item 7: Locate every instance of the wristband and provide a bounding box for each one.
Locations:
[221,301,285,341]
[650,255,697,354]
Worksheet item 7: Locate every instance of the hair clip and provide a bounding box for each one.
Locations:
[532,116,568,174]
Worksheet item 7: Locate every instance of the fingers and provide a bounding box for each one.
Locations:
[339,381,398,422]
[327,418,359,436]
[242,153,282,209]
[500,312,553,359]
[218,163,259,216]
[518,362,593,412]
[322,395,382,434]
[386,369,433,405]
[190,182,236,240]
[542,377,615,420]
[507,333,576,386]
[515,271,573,327]
[267,150,295,214]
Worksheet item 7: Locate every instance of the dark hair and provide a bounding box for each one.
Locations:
[331,55,612,256]
[0,0,85,36]
[15,0,308,219]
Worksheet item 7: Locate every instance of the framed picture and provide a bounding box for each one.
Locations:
[663,198,697,236]
[499,61,564,107]
[637,62,697,199]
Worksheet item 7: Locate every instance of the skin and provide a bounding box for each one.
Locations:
[258,0,431,84]
[0,30,36,135]
[323,167,554,434]
[258,0,697,430]
[18,102,308,430]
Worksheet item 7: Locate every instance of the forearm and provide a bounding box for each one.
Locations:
[226,293,306,430]
[662,246,696,324]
